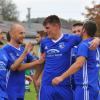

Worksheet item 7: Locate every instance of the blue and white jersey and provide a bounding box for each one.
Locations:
[2,44,36,98]
[40,33,81,86]
[74,38,99,91]
[71,46,78,64]
[98,48,100,90]
[0,48,8,98]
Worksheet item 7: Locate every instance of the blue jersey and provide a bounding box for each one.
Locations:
[40,34,81,86]
[74,38,99,90]
[0,49,8,98]
[2,44,36,98]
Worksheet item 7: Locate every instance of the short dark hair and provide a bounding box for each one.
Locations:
[73,22,83,27]
[83,20,97,37]
[43,15,61,26]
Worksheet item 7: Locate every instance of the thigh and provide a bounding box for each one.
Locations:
[75,86,98,100]
[53,86,73,100]
[17,98,24,100]
[0,97,8,100]
[39,85,54,100]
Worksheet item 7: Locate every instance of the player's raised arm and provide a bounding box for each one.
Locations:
[10,42,33,71]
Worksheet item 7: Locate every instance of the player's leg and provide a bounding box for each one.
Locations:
[17,98,24,100]
[53,85,73,100]
[39,85,54,100]
[0,97,8,100]
[75,86,99,100]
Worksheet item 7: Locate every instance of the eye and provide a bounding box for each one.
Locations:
[19,32,25,34]
[73,31,76,33]
[45,27,50,29]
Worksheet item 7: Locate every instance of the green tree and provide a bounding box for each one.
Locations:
[83,1,100,36]
[0,0,18,21]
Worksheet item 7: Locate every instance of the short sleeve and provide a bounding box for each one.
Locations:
[77,43,88,58]
[27,53,38,63]
[40,40,45,54]
[69,34,82,46]
[0,49,8,70]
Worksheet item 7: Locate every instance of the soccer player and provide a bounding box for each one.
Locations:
[72,22,83,35]
[0,42,33,100]
[38,15,100,100]
[52,20,99,100]
[2,24,37,100]
[0,48,8,100]
[71,22,83,90]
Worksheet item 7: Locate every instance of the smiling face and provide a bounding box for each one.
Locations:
[44,23,60,39]
[10,24,25,44]
[0,29,4,41]
[72,25,83,35]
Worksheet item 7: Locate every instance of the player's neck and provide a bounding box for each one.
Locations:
[52,31,62,40]
[9,40,20,48]
[82,35,91,40]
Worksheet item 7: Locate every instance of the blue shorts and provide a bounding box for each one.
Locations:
[97,91,100,100]
[39,85,73,100]
[8,94,24,100]
[74,86,99,100]
[0,96,8,100]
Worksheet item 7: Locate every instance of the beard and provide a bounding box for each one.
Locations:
[16,38,23,44]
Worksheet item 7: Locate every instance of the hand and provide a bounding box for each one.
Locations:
[24,42,34,54]
[26,75,33,82]
[89,37,100,50]
[52,76,64,86]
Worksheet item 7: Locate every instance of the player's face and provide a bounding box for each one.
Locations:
[14,27,25,44]
[72,26,83,35]
[36,34,41,43]
[44,23,59,39]
[0,29,4,40]
[0,33,4,40]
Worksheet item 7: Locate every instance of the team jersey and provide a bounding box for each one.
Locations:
[74,38,99,91]
[40,33,81,86]
[2,44,36,98]
[0,49,8,98]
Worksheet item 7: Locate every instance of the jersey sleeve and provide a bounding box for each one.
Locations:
[26,53,38,63]
[69,34,82,46]
[77,42,88,58]
[40,40,45,54]
[0,49,8,70]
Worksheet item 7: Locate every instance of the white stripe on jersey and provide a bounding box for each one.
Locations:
[6,70,11,88]
[83,61,89,100]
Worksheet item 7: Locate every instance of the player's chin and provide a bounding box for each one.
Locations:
[18,40,23,44]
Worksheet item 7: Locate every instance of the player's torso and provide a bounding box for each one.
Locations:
[74,39,99,88]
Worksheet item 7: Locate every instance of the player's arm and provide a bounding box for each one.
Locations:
[89,37,100,50]
[10,43,33,71]
[17,53,45,71]
[52,56,86,85]
[17,40,45,71]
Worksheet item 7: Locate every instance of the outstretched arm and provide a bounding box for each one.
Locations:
[17,53,45,71]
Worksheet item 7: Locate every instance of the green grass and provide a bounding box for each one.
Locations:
[25,83,37,100]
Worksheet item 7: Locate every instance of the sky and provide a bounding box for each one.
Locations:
[13,0,100,21]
